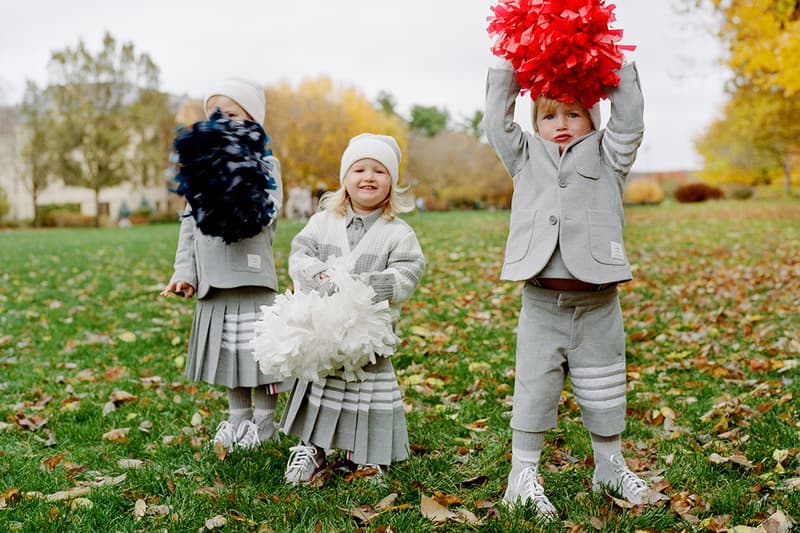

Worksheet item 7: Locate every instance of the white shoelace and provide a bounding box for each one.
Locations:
[286,445,321,482]
[512,467,557,517]
[236,421,261,449]
[213,421,236,449]
[616,464,648,497]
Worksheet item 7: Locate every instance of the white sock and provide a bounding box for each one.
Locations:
[509,430,545,479]
[590,433,622,464]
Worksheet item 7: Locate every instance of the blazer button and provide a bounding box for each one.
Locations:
[549,215,558,225]
[558,179,567,187]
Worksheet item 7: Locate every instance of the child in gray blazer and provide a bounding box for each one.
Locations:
[485,58,648,518]
[161,78,287,451]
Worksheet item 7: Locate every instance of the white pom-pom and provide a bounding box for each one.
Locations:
[251,259,399,382]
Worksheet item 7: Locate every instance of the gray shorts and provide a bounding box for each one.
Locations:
[511,282,627,436]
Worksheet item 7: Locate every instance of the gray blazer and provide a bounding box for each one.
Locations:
[169,156,283,299]
[484,63,644,285]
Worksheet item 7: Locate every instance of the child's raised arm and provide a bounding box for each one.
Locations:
[484,62,529,179]
[601,62,645,180]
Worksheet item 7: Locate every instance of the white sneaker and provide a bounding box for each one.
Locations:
[592,453,648,504]
[285,444,326,485]
[212,420,237,450]
[254,416,279,442]
[503,466,557,520]
[235,420,261,450]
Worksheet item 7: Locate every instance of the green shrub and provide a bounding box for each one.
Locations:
[37,203,81,226]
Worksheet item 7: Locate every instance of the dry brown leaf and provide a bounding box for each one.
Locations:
[14,413,49,431]
[41,452,67,471]
[133,498,147,520]
[760,510,793,533]
[194,486,220,501]
[433,492,461,506]
[102,401,116,416]
[420,494,456,523]
[46,486,91,502]
[118,459,144,469]
[450,507,483,526]
[0,487,20,506]
[204,515,227,529]
[69,497,93,510]
[102,427,130,442]
[214,441,227,461]
[109,390,137,405]
[375,493,398,511]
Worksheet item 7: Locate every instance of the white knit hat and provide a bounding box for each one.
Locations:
[339,133,401,186]
[532,100,601,132]
[204,78,265,125]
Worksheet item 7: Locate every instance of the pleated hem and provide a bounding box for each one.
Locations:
[280,356,409,465]
[185,286,289,390]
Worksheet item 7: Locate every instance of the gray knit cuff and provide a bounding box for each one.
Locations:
[364,273,395,303]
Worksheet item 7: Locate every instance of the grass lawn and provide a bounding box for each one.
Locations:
[0,199,798,532]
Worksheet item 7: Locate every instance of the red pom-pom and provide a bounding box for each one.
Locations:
[487,0,635,108]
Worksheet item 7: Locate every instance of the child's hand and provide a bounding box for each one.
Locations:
[317,274,337,296]
[160,280,196,298]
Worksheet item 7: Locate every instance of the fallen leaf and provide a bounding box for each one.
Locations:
[102,428,130,442]
[204,515,227,529]
[118,459,144,469]
[133,498,147,520]
[118,331,137,343]
[41,453,67,471]
[420,494,456,523]
[109,390,137,404]
[46,486,91,502]
[69,497,93,510]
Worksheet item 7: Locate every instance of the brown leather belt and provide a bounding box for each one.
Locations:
[530,278,613,292]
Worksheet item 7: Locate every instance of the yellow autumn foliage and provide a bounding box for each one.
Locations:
[265,77,408,190]
[623,178,664,205]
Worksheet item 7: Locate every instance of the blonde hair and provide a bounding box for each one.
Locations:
[318,182,415,220]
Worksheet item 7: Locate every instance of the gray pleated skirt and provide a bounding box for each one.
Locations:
[186,286,289,390]
[280,356,409,465]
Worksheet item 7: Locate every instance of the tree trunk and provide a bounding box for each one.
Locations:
[32,186,40,227]
[94,188,102,227]
[782,156,793,196]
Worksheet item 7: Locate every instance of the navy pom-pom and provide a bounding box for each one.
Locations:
[172,110,277,244]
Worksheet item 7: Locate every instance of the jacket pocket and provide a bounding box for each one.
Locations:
[226,236,266,273]
[504,208,536,264]
[574,155,601,180]
[587,209,627,265]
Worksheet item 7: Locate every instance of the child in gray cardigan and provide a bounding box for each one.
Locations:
[485,58,649,519]
[280,133,425,485]
[161,78,287,451]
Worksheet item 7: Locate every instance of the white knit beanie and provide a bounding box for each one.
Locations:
[339,133,401,186]
[204,77,265,125]
[532,100,601,132]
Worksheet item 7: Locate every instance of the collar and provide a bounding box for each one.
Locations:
[346,203,382,227]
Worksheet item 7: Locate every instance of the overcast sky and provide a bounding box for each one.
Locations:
[0,0,728,172]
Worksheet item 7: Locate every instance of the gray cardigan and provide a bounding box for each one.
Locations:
[484,63,644,284]
[169,156,283,299]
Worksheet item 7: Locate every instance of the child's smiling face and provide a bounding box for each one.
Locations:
[205,95,251,122]
[535,101,593,150]
[343,158,392,214]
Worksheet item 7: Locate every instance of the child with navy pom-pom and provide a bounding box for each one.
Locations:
[161,78,288,451]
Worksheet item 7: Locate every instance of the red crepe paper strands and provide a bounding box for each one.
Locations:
[487,0,635,108]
